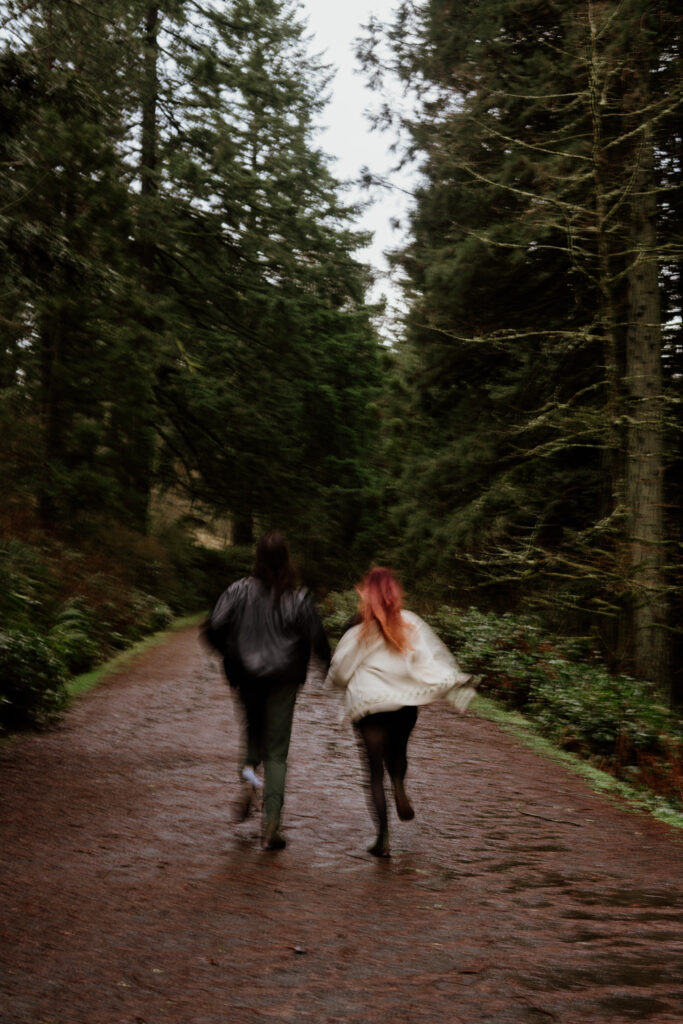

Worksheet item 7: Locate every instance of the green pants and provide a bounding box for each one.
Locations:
[239,680,299,828]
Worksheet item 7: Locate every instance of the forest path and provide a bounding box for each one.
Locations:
[1,625,682,1024]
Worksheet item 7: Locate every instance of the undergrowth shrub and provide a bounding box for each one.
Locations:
[0,540,56,630]
[91,585,173,652]
[0,526,232,734]
[319,589,360,642]
[49,598,100,674]
[0,629,69,732]
[0,551,177,732]
[130,591,174,637]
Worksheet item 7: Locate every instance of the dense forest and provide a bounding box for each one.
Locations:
[0,0,681,739]
[362,0,682,701]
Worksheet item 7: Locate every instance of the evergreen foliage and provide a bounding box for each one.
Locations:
[149,0,384,579]
[362,0,682,698]
[0,0,384,580]
[2,0,681,735]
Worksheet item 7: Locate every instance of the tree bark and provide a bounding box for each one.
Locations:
[232,512,254,547]
[140,4,159,266]
[624,113,670,697]
[128,3,161,534]
[38,312,65,527]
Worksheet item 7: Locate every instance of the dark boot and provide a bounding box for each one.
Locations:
[263,819,286,851]
[368,829,391,857]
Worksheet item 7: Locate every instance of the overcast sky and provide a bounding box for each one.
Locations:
[298,0,414,323]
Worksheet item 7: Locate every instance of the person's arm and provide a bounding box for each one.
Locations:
[324,626,365,691]
[302,593,331,670]
[407,613,472,686]
[324,614,362,689]
[202,579,247,653]
[325,650,344,690]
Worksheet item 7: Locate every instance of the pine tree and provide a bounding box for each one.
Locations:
[150,0,385,578]
[0,3,141,528]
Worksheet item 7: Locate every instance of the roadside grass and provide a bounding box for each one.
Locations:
[67,613,205,698]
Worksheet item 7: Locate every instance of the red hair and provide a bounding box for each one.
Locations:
[357,567,414,653]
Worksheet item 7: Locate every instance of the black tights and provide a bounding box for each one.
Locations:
[356,706,418,836]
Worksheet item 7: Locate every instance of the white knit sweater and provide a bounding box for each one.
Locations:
[326,610,476,724]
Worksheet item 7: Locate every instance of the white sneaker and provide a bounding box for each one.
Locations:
[242,766,263,789]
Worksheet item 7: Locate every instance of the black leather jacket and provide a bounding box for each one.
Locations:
[204,577,330,688]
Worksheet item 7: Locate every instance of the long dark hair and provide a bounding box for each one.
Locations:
[253,531,296,599]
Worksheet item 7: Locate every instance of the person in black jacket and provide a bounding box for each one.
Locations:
[204,531,330,850]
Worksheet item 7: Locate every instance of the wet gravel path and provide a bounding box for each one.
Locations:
[1,625,682,1024]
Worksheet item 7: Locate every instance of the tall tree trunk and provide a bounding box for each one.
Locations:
[588,1,629,662]
[588,0,625,514]
[140,4,159,273]
[38,311,65,527]
[624,113,669,697]
[38,178,76,527]
[127,3,161,534]
[232,512,254,547]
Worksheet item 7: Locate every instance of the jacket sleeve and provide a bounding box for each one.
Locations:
[303,592,331,670]
[202,579,247,653]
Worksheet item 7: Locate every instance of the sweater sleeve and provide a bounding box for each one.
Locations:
[325,645,348,691]
[325,625,364,691]
[406,613,472,687]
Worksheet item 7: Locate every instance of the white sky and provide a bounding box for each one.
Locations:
[298,0,415,328]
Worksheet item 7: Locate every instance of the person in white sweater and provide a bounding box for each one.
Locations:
[326,567,477,857]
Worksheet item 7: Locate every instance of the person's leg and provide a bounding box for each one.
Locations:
[356,713,390,856]
[234,686,265,821]
[242,692,265,770]
[261,681,299,849]
[385,706,418,821]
